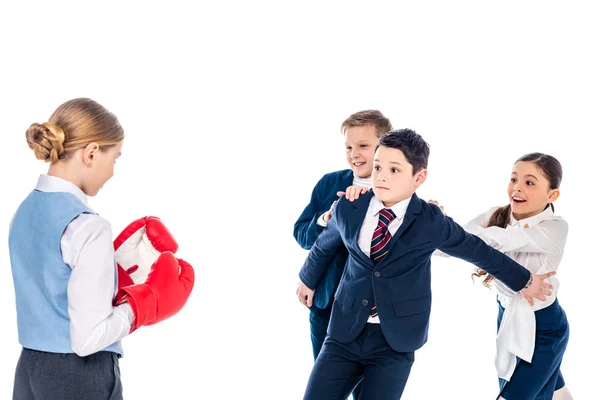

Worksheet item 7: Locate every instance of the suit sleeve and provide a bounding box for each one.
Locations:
[434,207,496,258]
[293,175,329,250]
[299,205,344,290]
[434,209,530,292]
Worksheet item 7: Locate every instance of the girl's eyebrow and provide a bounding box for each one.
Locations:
[524,174,539,181]
[511,172,539,181]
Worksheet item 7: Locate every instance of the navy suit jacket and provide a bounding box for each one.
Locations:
[294,169,354,309]
[299,191,530,353]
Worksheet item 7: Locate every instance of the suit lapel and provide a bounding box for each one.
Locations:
[341,170,354,189]
[324,169,353,206]
[347,191,375,267]
[376,194,422,267]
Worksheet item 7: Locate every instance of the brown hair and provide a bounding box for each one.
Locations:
[26,98,124,163]
[340,110,392,137]
[472,152,563,287]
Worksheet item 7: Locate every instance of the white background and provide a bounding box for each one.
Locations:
[1,1,598,399]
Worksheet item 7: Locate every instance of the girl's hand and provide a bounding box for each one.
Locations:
[520,272,556,306]
[428,199,446,215]
[337,185,370,202]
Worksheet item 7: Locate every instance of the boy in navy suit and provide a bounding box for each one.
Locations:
[297,129,555,400]
[293,110,392,400]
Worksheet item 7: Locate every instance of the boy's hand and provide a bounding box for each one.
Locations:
[297,281,315,308]
[520,272,555,306]
[428,199,446,215]
[323,199,338,223]
[337,185,370,202]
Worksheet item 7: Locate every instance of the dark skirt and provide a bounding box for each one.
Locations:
[497,298,569,400]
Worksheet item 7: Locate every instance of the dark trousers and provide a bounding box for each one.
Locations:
[304,322,414,400]
[498,299,569,400]
[13,348,123,400]
[310,305,362,399]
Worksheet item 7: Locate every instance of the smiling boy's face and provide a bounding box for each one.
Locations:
[344,124,380,179]
[372,145,427,207]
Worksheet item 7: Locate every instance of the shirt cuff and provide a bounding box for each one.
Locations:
[432,249,449,257]
[118,302,135,325]
[316,213,328,227]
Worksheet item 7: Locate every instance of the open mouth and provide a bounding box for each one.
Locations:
[512,196,526,204]
[353,162,366,167]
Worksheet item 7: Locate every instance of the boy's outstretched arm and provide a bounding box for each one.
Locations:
[434,208,554,306]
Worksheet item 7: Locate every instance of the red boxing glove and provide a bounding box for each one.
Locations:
[114,216,178,285]
[117,265,135,288]
[114,252,195,332]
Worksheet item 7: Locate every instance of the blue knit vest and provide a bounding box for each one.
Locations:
[9,190,122,355]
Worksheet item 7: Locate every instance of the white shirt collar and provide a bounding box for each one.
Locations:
[509,206,554,228]
[370,195,411,221]
[35,174,91,209]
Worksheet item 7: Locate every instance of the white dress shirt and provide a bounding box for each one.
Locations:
[358,195,411,324]
[463,206,568,381]
[316,175,373,227]
[36,175,133,357]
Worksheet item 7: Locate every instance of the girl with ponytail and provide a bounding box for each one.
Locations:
[461,153,572,400]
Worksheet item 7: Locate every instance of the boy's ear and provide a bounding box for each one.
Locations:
[414,168,427,187]
[548,189,560,203]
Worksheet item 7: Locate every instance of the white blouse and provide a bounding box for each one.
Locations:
[463,206,568,381]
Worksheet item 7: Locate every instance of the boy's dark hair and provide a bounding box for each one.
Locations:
[378,129,430,175]
[340,110,392,137]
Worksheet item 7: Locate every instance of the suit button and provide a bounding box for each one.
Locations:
[374,271,381,277]
[362,299,369,307]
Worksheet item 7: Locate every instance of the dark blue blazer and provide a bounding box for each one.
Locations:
[299,191,530,353]
[294,169,354,309]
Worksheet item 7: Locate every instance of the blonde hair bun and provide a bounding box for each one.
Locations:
[25,122,66,163]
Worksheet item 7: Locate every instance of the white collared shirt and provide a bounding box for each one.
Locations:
[463,206,568,381]
[36,174,133,357]
[358,195,411,324]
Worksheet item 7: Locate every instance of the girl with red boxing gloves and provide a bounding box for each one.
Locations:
[8,98,194,400]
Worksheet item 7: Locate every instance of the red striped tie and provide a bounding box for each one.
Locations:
[369,208,396,317]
